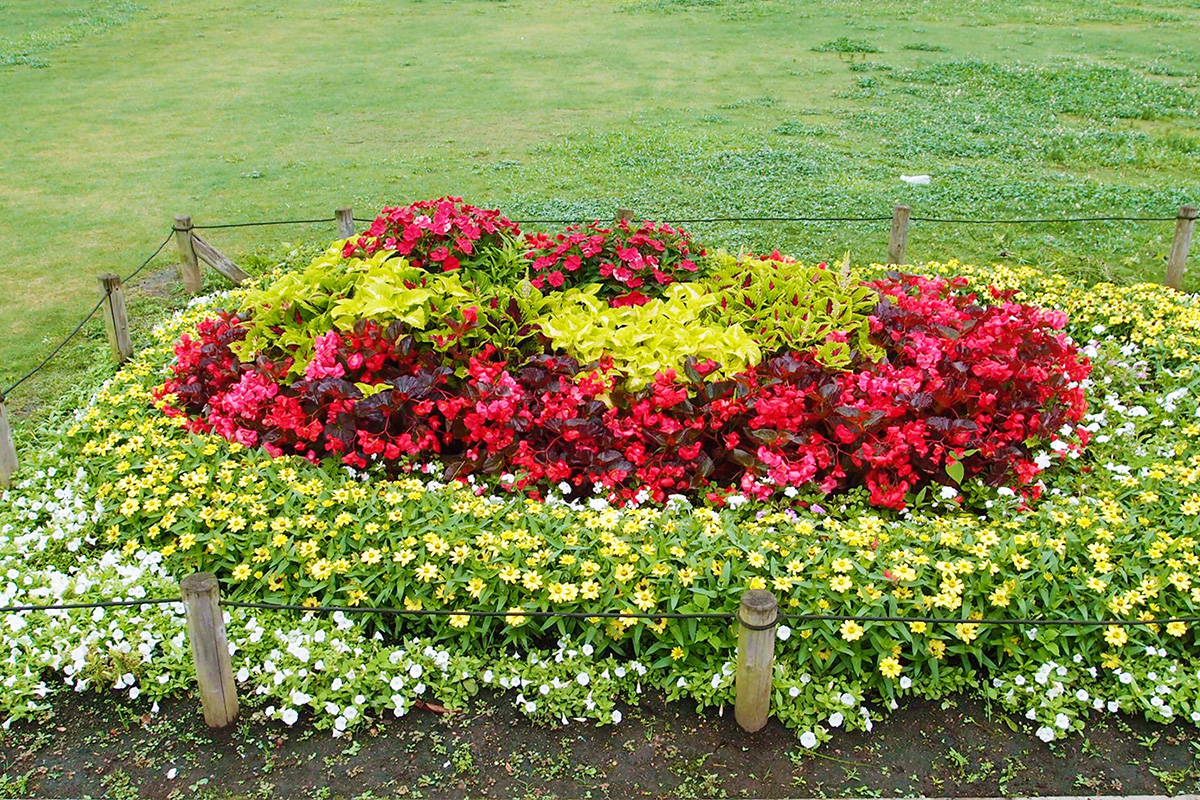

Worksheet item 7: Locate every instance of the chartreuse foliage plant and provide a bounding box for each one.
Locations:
[6,203,1200,752]
[533,283,761,390]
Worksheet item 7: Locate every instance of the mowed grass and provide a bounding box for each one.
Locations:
[2,0,1200,410]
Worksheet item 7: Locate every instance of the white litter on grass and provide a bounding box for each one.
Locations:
[900,174,932,185]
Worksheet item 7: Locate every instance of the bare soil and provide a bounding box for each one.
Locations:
[1,690,1198,799]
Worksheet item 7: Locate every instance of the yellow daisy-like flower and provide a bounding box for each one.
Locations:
[231,564,252,581]
[1103,625,1128,648]
[498,565,520,584]
[830,575,853,593]
[677,567,698,587]
[928,639,946,659]
[671,647,685,661]
[632,587,656,611]
[449,614,470,629]
[505,607,528,627]
[879,656,903,679]
[466,577,486,598]
[1101,652,1121,670]
[548,582,579,604]
[839,620,865,642]
[613,564,637,583]
[415,563,440,582]
[1167,621,1188,637]
[521,570,544,592]
[360,548,383,565]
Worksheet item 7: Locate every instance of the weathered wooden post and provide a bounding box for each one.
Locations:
[888,204,911,266]
[1166,204,1197,290]
[181,573,239,728]
[616,207,635,224]
[734,589,777,733]
[97,274,133,363]
[174,215,202,294]
[0,396,17,488]
[336,207,356,239]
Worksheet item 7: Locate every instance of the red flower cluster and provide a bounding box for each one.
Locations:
[523,220,704,306]
[158,274,1090,509]
[341,197,521,271]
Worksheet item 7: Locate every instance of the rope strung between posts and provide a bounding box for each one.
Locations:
[7,594,1200,629]
[2,230,176,398]
[190,217,339,230]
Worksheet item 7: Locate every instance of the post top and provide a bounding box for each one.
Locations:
[894,204,911,213]
[740,589,778,613]
[181,572,219,593]
[1181,204,1198,220]
[173,214,194,230]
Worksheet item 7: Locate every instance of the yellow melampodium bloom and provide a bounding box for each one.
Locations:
[928,639,946,659]
[1167,621,1188,637]
[613,564,636,583]
[879,656,903,679]
[548,582,579,603]
[415,563,440,582]
[839,620,865,642]
[466,577,486,598]
[449,614,469,628]
[232,564,252,581]
[505,608,528,627]
[830,575,853,592]
[1104,625,1129,647]
[521,570,544,591]
[361,548,382,565]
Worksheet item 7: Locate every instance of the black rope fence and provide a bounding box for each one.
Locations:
[4,593,1200,631]
[1,205,1189,400]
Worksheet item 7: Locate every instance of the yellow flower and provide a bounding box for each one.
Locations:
[449,614,470,629]
[499,565,521,584]
[632,587,656,611]
[1103,625,1128,648]
[746,576,767,591]
[839,620,865,642]
[360,548,383,565]
[415,563,440,582]
[521,570,544,591]
[747,552,767,568]
[393,548,416,566]
[1167,621,1188,637]
[677,567,698,587]
[928,639,946,659]
[830,575,853,592]
[308,559,334,580]
[466,577,486,598]
[505,607,528,627]
[879,656,903,679]
[580,580,601,600]
[548,582,579,604]
[1101,652,1121,670]
[954,622,979,644]
[614,564,636,583]
[671,647,685,661]
[909,621,927,634]
[231,564,252,581]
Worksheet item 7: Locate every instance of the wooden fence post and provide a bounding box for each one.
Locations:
[97,274,133,364]
[1166,204,1198,290]
[616,207,635,224]
[174,215,202,295]
[888,205,911,266]
[336,207,355,239]
[0,397,17,488]
[734,589,777,733]
[181,572,239,728]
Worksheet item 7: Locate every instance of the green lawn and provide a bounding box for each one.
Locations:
[3,0,1200,407]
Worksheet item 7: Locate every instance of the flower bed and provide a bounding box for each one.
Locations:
[2,201,1200,749]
